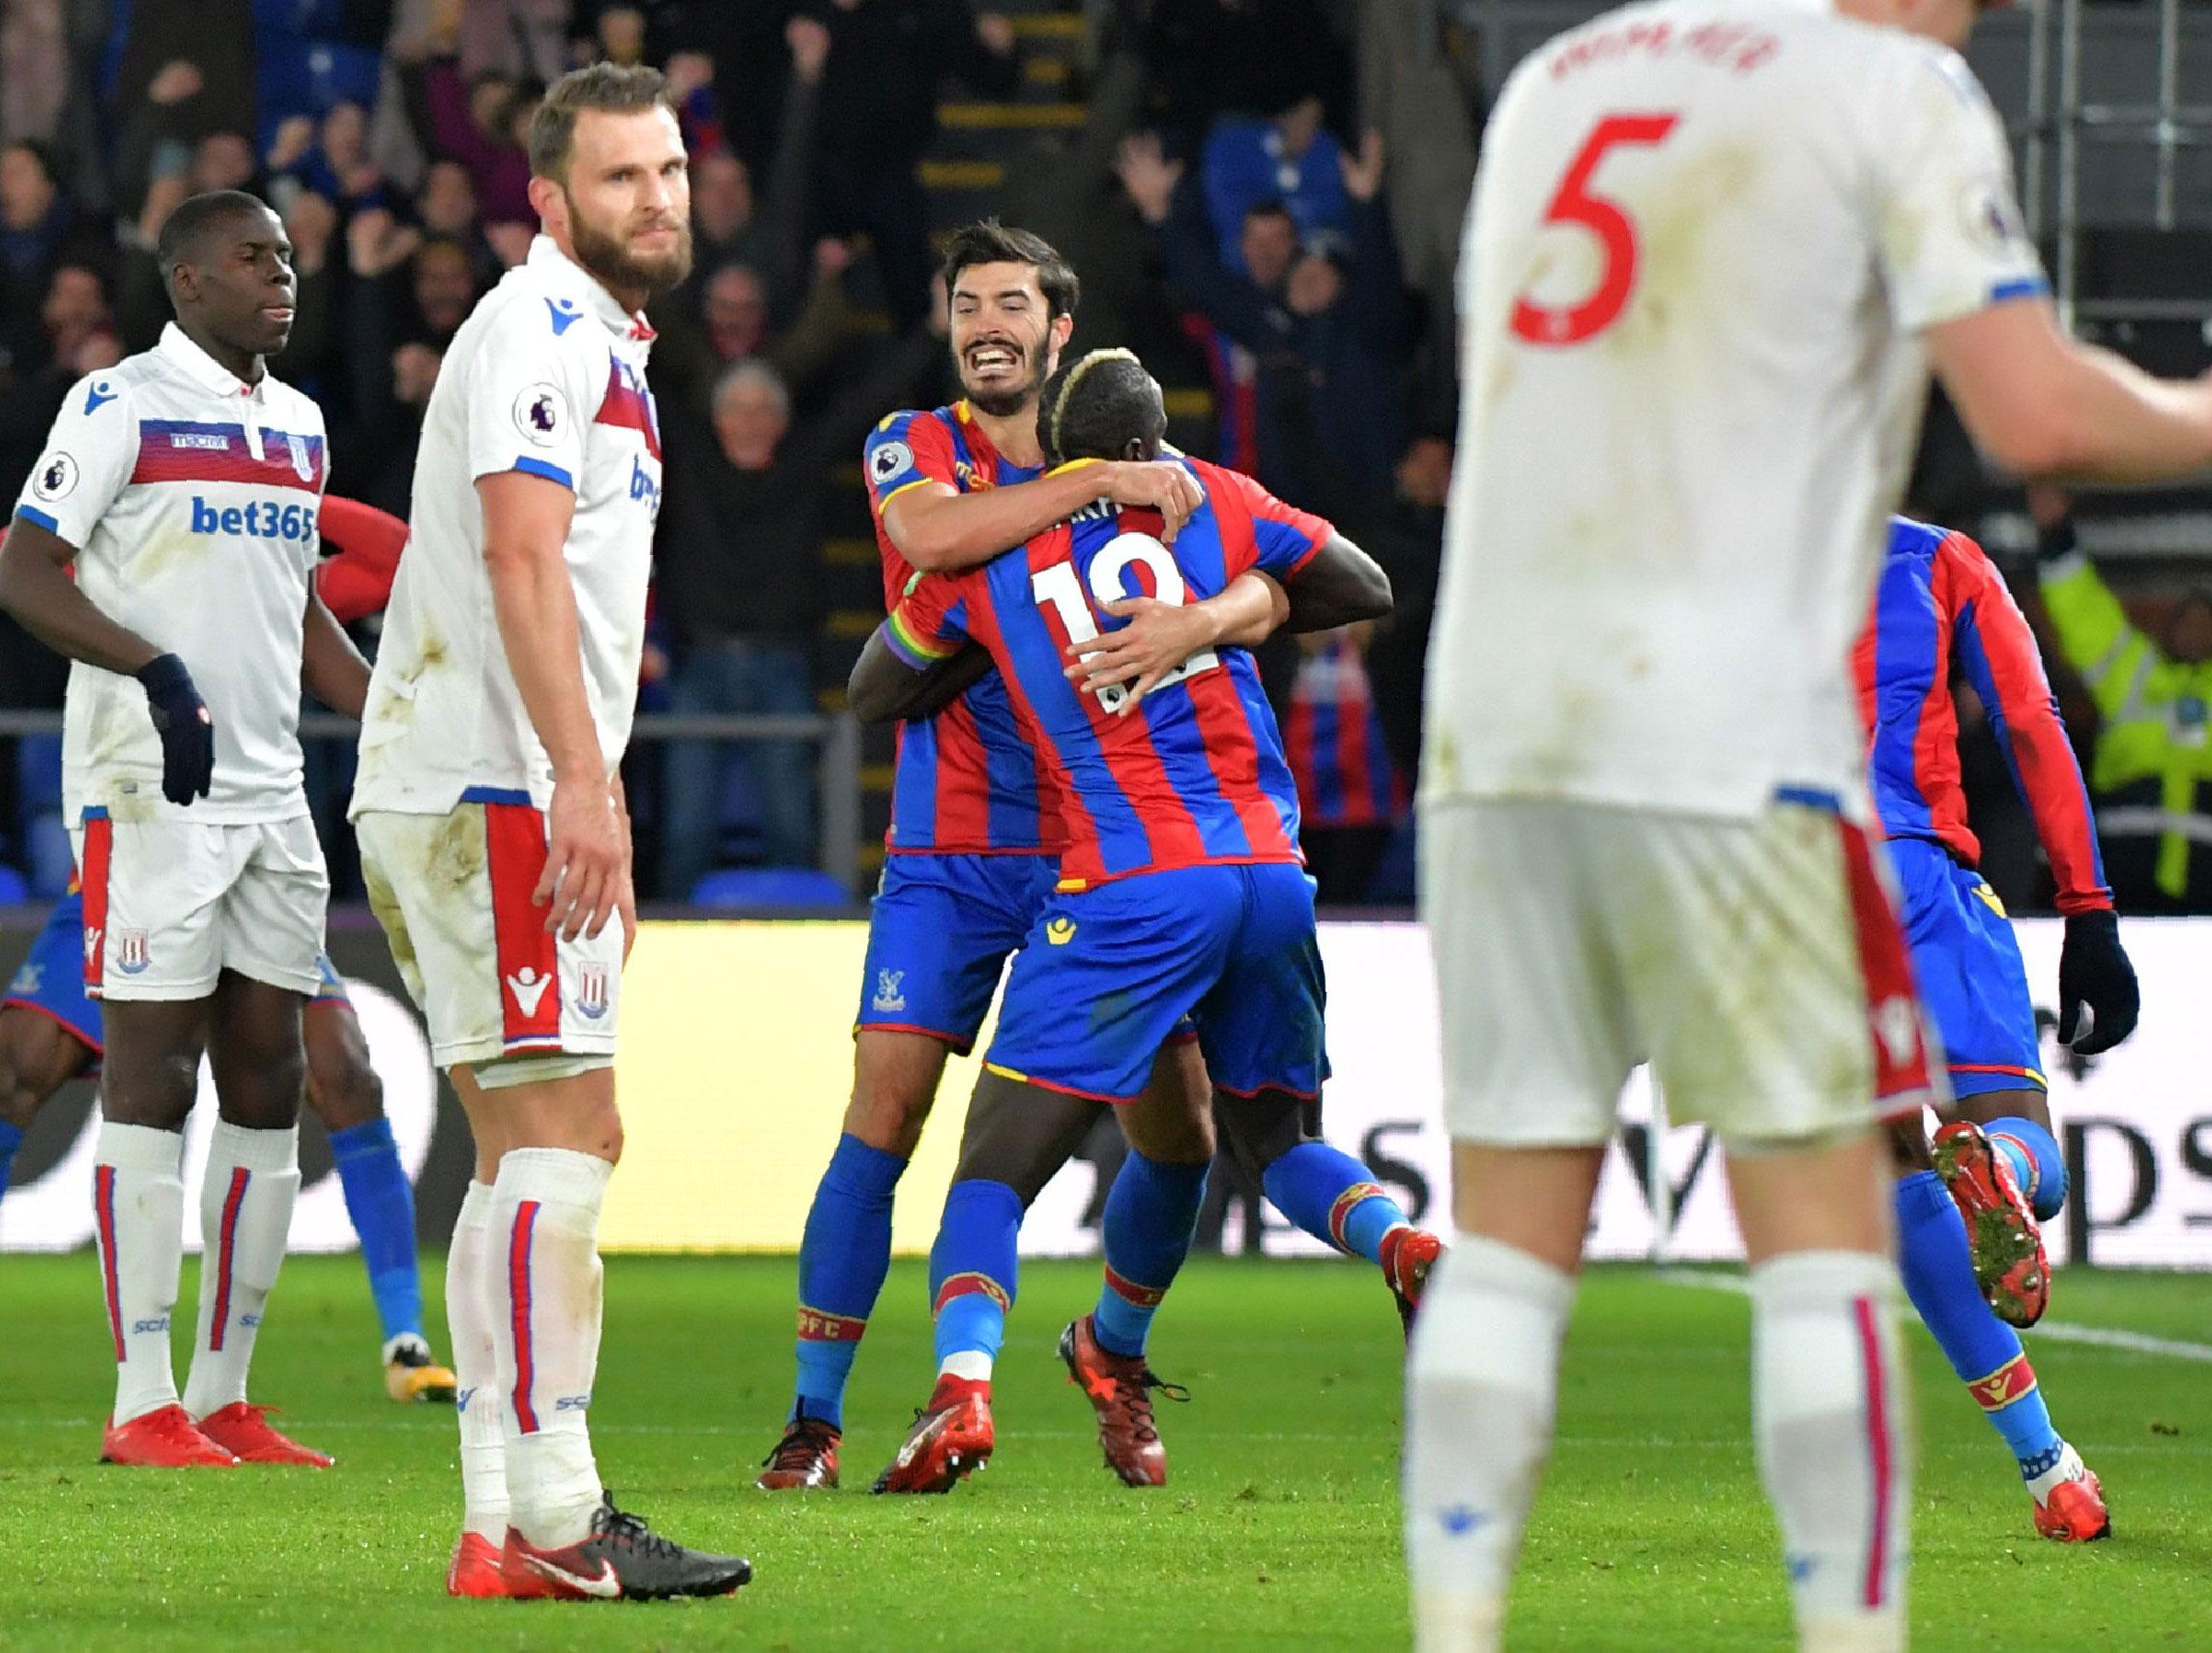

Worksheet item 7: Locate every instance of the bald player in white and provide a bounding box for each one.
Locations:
[1410,1,2212,1649]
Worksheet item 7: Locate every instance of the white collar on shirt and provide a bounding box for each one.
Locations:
[525,234,657,341]
[155,321,268,403]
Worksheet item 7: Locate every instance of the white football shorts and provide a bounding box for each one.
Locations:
[73,810,327,1001]
[1420,793,1940,1149]
[356,790,623,1075]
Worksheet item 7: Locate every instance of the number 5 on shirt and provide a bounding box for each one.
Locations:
[1511,113,1681,347]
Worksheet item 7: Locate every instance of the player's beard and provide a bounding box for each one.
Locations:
[567,194,694,303]
[958,334,1048,420]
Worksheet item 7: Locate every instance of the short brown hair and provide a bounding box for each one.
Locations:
[940,219,1079,322]
[527,62,670,184]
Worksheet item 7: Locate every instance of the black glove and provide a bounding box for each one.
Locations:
[135,652,213,806]
[2057,908,2138,1055]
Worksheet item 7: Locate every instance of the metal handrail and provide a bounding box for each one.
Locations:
[0,710,868,894]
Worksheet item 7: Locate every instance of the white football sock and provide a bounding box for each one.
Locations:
[1749,1250,1911,1653]
[492,1148,612,1548]
[449,1180,508,1544]
[1404,1235,1576,1653]
[93,1120,187,1425]
[183,1122,300,1418]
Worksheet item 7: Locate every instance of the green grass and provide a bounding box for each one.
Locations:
[1,1257,2207,1650]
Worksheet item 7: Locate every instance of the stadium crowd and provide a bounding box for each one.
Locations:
[0,0,2188,915]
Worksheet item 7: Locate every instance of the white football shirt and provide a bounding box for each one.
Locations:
[1423,0,2046,819]
[11,323,329,825]
[351,236,662,817]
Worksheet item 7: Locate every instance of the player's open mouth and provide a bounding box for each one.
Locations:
[966,345,1018,375]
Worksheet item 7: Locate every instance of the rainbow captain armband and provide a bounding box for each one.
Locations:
[883,607,960,670]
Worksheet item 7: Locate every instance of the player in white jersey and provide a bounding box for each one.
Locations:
[0,190,369,1470]
[1408,2,2212,1650]
[349,64,748,1603]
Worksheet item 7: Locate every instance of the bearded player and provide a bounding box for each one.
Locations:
[759,228,1439,1493]
[350,65,746,1600]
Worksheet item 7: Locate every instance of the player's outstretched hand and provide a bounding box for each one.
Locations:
[1103,460,1203,543]
[538,777,623,943]
[135,653,213,805]
[1065,595,1216,712]
[2057,908,2139,1055]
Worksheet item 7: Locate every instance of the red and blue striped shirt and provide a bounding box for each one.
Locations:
[1853,516,2110,914]
[864,401,1062,855]
[1285,632,1406,830]
[885,456,1328,888]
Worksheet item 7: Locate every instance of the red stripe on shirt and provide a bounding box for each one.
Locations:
[1184,664,1298,861]
[79,814,111,994]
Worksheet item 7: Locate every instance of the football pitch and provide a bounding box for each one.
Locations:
[0,1256,2204,1651]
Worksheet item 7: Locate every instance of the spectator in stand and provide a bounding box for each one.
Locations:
[651,239,862,424]
[1140,0,1351,153]
[2032,485,2212,911]
[1285,623,1408,905]
[0,260,117,502]
[0,141,73,365]
[412,3,538,228]
[267,100,387,218]
[334,211,476,515]
[656,326,940,896]
[665,16,829,325]
[1362,433,1450,794]
[1201,93,1348,276]
[409,157,507,285]
[1120,128,1407,527]
[275,188,341,395]
[804,0,1021,325]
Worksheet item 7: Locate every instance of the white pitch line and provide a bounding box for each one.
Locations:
[1655,1267,2212,1363]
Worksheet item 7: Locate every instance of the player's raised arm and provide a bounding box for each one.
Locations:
[479,467,621,942]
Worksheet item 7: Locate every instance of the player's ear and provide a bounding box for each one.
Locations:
[527,174,568,238]
[1048,311,1074,356]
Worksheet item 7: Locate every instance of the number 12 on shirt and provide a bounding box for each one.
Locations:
[1032,532,1221,714]
[1510,112,1681,348]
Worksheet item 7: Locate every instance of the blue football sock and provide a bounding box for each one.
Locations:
[328,1118,423,1345]
[1896,1171,2063,1478]
[1094,1152,1209,1358]
[929,1179,1023,1374]
[0,1117,22,1213]
[1262,1141,1408,1264]
[791,1133,908,1429]
[1985,1116,2067,1223]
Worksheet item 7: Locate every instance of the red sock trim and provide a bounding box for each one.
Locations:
[208,1168,250,1352]
[95,1164,124,1361]
[1851,1294,1894,1609]
[509,1201,541,1434]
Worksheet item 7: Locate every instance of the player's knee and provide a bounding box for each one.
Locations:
[1123,1102,1214,1167]
[1218,1092,1306,1180]
[845,1071,935,1156]
[308,1055,384,1134]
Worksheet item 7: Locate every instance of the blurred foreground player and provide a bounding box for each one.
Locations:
[1858,515,2133,1541]
[0,503,455,1405]
[351,65,747,1601]
[1412,0,2212,1647]
[856,350,1412,1494]
[1,189,363,1471]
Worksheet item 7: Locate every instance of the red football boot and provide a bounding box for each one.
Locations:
[2032,1445,2112,1544]
[870,1377,994,1494]
[1381,1227,1444,1336]
[100,1404,240,1467]
[1934,1120,2049,1327]
[1059,1315,1188,1488]
[448,1531,508,1598]
[757,1416,841,1490]
[194,1402,335,1467]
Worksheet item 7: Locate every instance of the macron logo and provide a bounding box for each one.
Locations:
[545,298,581,336]
[507,966,552,1017]
[1437,1505,1488,1537]
[83,381,117,415]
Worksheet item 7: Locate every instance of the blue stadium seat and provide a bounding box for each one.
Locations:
[689,868,850,911]
[0,865,29,906]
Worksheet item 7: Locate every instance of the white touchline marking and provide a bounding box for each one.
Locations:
[1654,1268,2212,1363]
